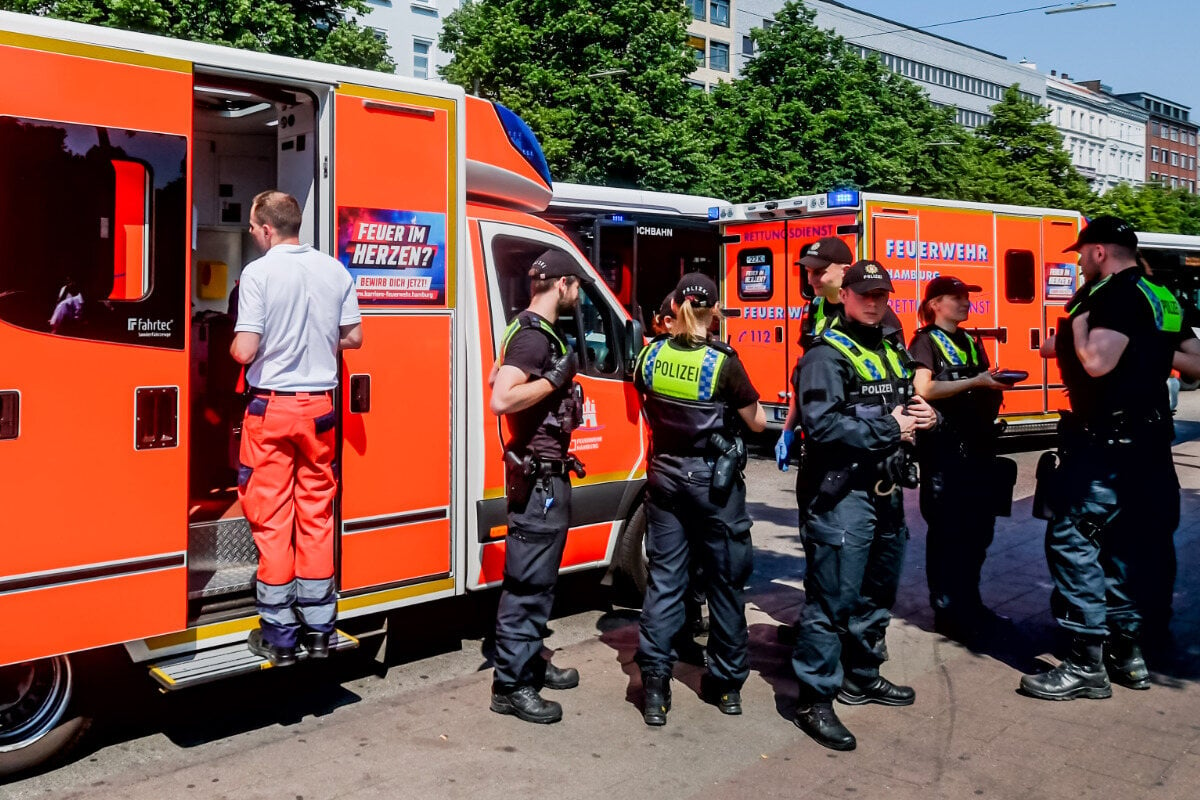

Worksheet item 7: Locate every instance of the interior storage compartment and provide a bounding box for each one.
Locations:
[187,77,318,617]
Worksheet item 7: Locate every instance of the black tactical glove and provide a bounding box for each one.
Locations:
[542,351,578,389]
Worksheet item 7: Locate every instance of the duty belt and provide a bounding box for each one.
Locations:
[529,455,586,478]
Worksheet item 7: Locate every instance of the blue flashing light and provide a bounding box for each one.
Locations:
[609,214,627,223]
[826,189,860,209]
[493,103,554,186]
[707,206,720,221]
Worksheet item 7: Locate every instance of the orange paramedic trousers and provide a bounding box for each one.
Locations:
[238,393,337,650]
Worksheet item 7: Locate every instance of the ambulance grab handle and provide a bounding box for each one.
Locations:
[361,99,436,119]
[350,374,371,414]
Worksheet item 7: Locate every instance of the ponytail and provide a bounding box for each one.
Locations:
[918,298,936,326]
[672,299,714,346]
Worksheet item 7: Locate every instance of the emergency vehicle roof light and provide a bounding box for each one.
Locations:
[493,103,554,187]
[826,189,860,209]
[708,206,720,221]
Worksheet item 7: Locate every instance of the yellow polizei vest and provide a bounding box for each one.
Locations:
[638,339,726,401]
[928,327,979,368]
[821,328,912,382]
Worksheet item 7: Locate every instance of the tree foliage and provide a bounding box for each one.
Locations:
[1,0,395,71]
[1084,182,1200,235]
[959,85,1093,209]
[695,2,969,203]
[440,0,706,191]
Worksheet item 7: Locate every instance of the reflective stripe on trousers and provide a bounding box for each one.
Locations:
[239,394,338,649]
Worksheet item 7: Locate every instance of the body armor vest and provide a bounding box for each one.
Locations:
[501,312,583,436]
[820,327,914,420]
[637,337,731,455]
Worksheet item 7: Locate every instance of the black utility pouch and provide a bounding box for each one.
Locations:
[504,450,535,510]
[1031,451,1061,521]
[991,456,1019,517]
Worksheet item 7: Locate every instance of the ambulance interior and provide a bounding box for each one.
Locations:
[187,78,318,617]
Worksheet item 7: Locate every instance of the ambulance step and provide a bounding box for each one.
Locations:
[148,631,359,690]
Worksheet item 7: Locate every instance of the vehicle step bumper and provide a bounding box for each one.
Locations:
[148,630,359,690]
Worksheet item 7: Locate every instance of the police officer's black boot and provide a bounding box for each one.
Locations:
[541,660,580,690]
[642,674,672,726]
[837,676,915,707]
[1105,633,1151,690]
[793,701,856,751]
[1020,636,1112,701]
[490,685,563,724]
[700,674,742,715]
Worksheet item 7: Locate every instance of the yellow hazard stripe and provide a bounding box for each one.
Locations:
[0,30,190,72]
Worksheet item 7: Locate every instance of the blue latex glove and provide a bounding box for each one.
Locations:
[775,428,794,472]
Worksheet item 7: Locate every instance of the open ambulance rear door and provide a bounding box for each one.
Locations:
[0,28,192,665]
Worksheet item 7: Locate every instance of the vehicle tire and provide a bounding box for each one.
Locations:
[614,502,649,606]
[1180,375,1200,392]
[0,655,91,780]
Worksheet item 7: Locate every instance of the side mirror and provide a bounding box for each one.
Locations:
[624,318,644,378]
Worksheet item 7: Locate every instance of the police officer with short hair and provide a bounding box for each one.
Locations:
[909,277,1012,639]
[488,249,590,724]
[1021,217,1182,700]
[634,273,766,726]
[790,260,937,751]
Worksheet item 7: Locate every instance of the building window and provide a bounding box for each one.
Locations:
[412,39,431,80]
[710,0,730,27]
[687,35,705,68]
[709,41,730,73]
[1152,147,1159,162]
[690,0,705,20]
[1151,172,1158,182]
[1172,151,1179,166]
[742,35,754,56]
[1191,132,1197,146]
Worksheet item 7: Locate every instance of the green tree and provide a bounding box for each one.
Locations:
[440,0,705,191]
[1084,182,1200,235]
[964,85,1094,209]
[1,0,394,71]
[696,1,968,203]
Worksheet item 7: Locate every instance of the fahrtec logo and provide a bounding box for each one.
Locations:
[127,317,174,337]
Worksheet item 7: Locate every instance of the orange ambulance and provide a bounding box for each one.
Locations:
[711,191,1082,432]
[0,12,650,775]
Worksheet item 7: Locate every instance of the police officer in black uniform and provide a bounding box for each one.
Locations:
[1020,217,1182,700]
[488,249,590,724]
[777,237,905,469]
[790,260,938,751]
[633,273,766,726]
[908,276,1011,639]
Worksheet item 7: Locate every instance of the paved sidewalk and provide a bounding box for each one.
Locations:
[11,419,1200,799]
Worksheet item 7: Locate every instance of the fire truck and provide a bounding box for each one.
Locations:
[711,191,1084,433]
[0,12,651,775]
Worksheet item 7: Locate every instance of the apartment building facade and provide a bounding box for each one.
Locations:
[1117,92,1198,193]
[363,0,452,80]
[1045,75,1146,193]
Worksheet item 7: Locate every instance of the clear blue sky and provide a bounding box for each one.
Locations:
[835,1,1199,116]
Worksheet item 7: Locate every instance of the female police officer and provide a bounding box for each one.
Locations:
[633,273,766,726]
[908,277,1011,640]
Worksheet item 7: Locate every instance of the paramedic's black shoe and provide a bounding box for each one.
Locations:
[248,629,297,667]
[490,685,563,724]
[793,703,856,751]
[837,676,915,707]
[541,661,579,690]
[1105,636,1151,690]
[304,631,331,659]
[642,674,672,726]
[701,675,742,715]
